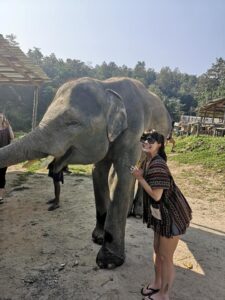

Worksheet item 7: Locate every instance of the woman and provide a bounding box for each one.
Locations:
[0,113,14,203]
[131,130,192,300]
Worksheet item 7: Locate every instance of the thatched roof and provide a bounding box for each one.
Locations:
[198,97,225,119]
[0,34,49,86]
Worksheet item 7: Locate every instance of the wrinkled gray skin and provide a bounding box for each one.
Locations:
[0,77,171,268]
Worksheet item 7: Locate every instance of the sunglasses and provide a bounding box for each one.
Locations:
[140,135,156,144]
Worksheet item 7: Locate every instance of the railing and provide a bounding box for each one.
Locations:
[175,122,225,137]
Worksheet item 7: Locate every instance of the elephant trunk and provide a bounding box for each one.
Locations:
[0,128,50,168]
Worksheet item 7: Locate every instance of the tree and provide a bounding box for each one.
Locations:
[133,61,147,86]
[180,94,198,116]
[5,34,19,46]
[146,68,156,86]
[164,97,183,121]
[207,57,225,83]
[155,67,182,98]
[120,65,133,77]
[27,47,44,65]
[95,62,112,79]
[207,57,225,98]
[195,57,225,104]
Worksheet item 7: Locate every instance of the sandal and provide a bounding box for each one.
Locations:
[0,198,4,204]
[46,198,56,204]
[141,284,160,296]
[48,203,59,211]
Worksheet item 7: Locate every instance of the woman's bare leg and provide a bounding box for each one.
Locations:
[152,232,162,288]
[149,235,180,300]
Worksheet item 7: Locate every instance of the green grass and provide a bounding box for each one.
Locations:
[167,135,225,172]
[24,159,93,176]
[14,131,27,139]
[68,164,92,176]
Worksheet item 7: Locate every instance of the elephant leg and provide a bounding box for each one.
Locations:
[96,164,135,269]
[127,179,138,216]
[92,160,111,245]
[132,183,143,218]
[128,153,145,217]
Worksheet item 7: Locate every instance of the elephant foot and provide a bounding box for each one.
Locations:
[92,227,104,245]
[127,211,142,219]
[132,205,143,218]
[96,246,125,269]
[135,214,142,219]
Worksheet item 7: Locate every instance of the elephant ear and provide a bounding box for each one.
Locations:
[105,89,128,142]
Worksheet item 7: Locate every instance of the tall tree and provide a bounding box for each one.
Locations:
[27,47,44,65]
[133,61,147,86]
[5,34,19,46]
[195,57,225,104]
[155,67,181,98]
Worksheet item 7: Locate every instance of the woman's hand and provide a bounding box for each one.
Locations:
[130,166,143,180]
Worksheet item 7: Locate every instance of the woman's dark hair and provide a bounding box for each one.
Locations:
[141,130,167,162]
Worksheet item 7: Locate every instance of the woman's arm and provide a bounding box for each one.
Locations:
[8,125,14,140]
[131,166,163,201]
[138,177,163,201]
[4,118,14,140]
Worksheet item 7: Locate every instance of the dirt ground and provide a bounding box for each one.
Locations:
[0,160,225,300]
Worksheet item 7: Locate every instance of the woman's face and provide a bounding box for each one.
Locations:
[141,136,161,156]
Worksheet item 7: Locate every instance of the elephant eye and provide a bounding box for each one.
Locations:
[65,120,80,127]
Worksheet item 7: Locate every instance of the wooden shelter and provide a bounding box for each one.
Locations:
[197,97,225,136]
[0,34,50,129]
[198,97,225,123]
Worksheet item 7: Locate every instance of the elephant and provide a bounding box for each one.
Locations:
[0,77,171,268]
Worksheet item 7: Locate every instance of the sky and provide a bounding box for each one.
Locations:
[0,0,225,76]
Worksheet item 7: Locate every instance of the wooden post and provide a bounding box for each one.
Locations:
[212,107,215,124]
[32,86,39,130]
[196,122,200,137]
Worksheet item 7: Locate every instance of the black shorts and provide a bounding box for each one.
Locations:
[171,223,180,236]
[0,167,7,188]
[48,169,64,184]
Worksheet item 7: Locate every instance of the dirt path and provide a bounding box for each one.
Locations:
[0,161,225,300]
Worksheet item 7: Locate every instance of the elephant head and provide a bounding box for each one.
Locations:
[0,78,127,169]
